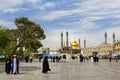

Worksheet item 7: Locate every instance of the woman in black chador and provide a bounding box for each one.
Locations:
[5,56,11,74]
[42,56,51,74]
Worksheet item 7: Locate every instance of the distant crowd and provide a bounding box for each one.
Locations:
[5,53,119,75]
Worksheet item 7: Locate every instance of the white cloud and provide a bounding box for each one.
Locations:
[41,9,81,21]
[41,0,120,21]
[106,27,120,41]
[39,2,55,10]
[80,0,120,10]
[26,0,41,3]
[0,0,41,13]
[79,17,101,29]
[42,30,60,50]
[59,16,102,32]
[3,8,28,13]
[113,20,120,25]
[0,0,24,9]
[0,20,16,29]
[79,0,120,18]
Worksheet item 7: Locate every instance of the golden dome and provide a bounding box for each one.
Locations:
[71,40,78,49]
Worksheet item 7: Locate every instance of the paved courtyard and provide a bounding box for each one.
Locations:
[0,59,120,80]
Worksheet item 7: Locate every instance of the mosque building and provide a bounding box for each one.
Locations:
[59,31,118,58]
[71,38,81,54]
[59,31,81,57]
[114,40,120,54]
[82,32,115,57]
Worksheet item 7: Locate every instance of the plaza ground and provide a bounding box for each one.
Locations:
[0,59,120,80]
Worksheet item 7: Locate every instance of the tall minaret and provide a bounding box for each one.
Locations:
[66,31,69,47]
[104,32,107,44]
[84,39,86,48]
[112,33,115,53]
[61,32,63,48]
[112,33,115,43]
[78,38,81,49]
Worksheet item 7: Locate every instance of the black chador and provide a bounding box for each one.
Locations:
[5,56,11,74]
[42,57,51,74]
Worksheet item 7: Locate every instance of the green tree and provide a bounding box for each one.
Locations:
[0,28,11,55]
[11,17,46,55]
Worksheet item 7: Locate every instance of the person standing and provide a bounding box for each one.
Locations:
[5,56,11,74]
[39,56,42,62]
[11,55,19,74]
[79,54,83,62]
[42,56,51,74]
[25,56,29,63]
[91,56,94,63]
[29,56,32,63]
[53,56,55,62]
[108,54,112,62]
[63,54,66,61]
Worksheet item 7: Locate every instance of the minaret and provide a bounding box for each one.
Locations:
[66,31,69,47]
[104,32,107,44]
[112,33,115,53]
[61,32,63,48]
[112,33,115,43]
[84,39,86,48]
[78,38,81,49]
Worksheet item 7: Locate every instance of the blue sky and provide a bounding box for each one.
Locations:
[0,0,120,49]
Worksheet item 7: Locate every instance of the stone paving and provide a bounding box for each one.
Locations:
[0,59,120,80]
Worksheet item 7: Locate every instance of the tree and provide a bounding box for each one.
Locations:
[11,17,46,55]
[0,28,11,55]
